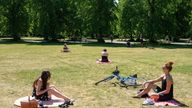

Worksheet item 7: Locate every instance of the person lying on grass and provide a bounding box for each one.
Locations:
[133,62,174,101]
[61,43,70,52]
[32,70,73,103]
[98,49,109,62]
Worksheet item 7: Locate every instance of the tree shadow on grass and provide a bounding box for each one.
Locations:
[82,42,127,48]
[0,39,192,49]
[0,38,77,46]
[82,42,192,49]
[148,43,192,49]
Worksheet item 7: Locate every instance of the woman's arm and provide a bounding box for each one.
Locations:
[152,75,164,83]
[145,75,164,84]
[36,79,49,96]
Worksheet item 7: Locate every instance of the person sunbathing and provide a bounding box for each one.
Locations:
[134,62,174,101]
[61,43,70,52]
[100,49,109,62]
[32,71,73,103]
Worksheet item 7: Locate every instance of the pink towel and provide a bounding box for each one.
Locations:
[96,60,112,64]
[154,99,182,107]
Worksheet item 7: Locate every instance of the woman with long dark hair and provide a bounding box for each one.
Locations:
[32,71,73,102]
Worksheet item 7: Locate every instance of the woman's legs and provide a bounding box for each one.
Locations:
[136,82,157,97]
[48,85,71,101]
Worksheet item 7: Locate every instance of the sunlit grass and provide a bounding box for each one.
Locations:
[0,42,192,108]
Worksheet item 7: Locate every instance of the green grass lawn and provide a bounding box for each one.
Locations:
[0,41,192,108]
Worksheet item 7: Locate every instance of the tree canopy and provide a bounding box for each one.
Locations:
[0,0,191,42]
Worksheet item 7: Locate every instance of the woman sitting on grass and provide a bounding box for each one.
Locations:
[134,62,174,101]
[99,49,109,62]
[61,43,70,52]
[32,70,73,103]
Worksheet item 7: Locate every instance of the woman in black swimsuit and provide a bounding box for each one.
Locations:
[134,62,174,101]
[32,71,73,102]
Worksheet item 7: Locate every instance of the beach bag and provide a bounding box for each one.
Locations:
[20,96,38,108]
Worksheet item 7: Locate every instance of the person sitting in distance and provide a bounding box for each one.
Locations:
[100,49,109,62]
[61,43,70,52]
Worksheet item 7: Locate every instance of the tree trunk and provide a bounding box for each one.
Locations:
[97,34,105,43]
[13,35,21,41]
[148,0,157,43]
[44,34,49,41]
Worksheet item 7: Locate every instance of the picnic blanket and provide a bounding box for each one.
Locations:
[154,99,186,107]
[96,59,112,64]
[14,95,65,107]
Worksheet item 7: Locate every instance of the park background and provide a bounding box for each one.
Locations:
[0,0,192,42]
[0,0,192,108]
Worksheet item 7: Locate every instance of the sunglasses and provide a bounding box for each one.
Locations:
[162,66,166,69]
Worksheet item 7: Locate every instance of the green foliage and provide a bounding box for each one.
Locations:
[119,0,192,43]
[119,0,147,40]
[32,0,69,40]
[88,0,118,43]
[175,0,192,38]
[0,5,7,36]
[1,0,29,40]
[64,0,83,40]
[0,0,191,42]
[189,14,192,36]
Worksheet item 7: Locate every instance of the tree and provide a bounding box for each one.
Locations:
[1,0,192,43]
[175,0,192,40]
[1,0,29,40]
[144,0,181,42]
[119,0,147,41]
[89,0,118,43]
[64,0,84,40]
[0,1,7,36]
[32,0,69,41]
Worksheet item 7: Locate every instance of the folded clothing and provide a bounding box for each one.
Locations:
[96,59,112,64]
